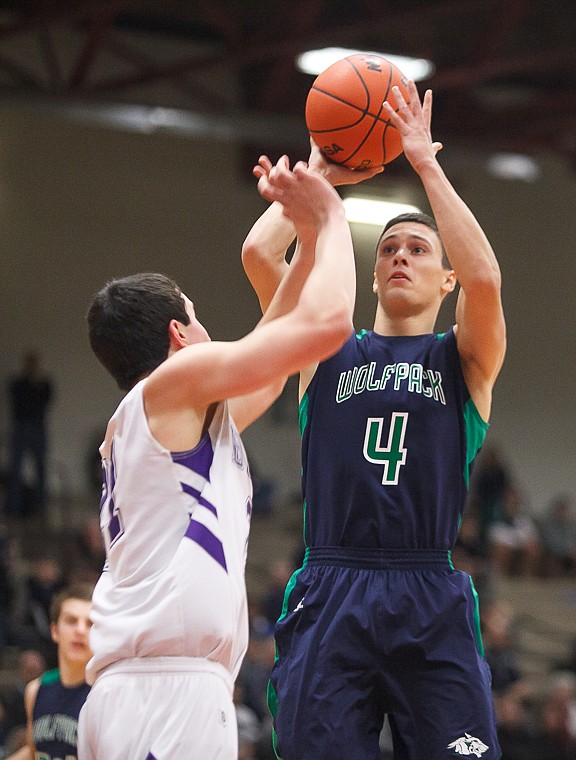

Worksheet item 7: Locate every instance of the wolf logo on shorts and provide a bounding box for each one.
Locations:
[447,733,489,757]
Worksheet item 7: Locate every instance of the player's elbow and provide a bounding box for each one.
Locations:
[464,262,502,299]
[334,306,355,338]
[241,233,275,271]
[241,236,262,276]
[311,304,354,352]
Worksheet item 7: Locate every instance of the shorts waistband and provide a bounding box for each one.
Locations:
[93,657,233,692]
[305,546,452,570]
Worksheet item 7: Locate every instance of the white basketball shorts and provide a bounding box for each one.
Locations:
[77,657,237,760]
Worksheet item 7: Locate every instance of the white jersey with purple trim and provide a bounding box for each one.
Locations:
[86,379,252,686]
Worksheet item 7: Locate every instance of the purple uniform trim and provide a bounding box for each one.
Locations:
[180,482,218,517]
[171,434,214,482]
[102,439,124,547]
[171,432,226,570]
[185,519,228,572]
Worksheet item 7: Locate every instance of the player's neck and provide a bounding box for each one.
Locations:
[373,307,438,337]
[58,659,86,688]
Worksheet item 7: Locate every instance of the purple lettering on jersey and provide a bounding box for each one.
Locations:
[101,439,124,547]
[145,754,158,760]
[180,482,218,517]
[185,519,228,572]
[171,434,214,482]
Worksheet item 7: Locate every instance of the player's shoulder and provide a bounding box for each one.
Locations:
[39,668,60,686]
[24,676,41,696]
[435,325,458,350]
[24,675,42,713]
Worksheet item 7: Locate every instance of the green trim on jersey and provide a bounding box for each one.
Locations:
[298,392,309,437]
[463,397,489,486]
[40,668,60,685]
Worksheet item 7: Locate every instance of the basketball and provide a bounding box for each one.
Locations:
[305,53,410,169]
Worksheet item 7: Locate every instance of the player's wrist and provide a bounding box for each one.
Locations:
[412,155,442,178]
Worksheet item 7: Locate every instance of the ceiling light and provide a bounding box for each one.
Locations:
[296,47,435,82]
[343,197,420,226]
[486,153,540,182]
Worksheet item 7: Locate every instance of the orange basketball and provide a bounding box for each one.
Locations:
[305,53,410,169]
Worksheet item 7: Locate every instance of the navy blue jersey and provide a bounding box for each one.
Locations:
[300,328,487,550]
[32,669,90,760]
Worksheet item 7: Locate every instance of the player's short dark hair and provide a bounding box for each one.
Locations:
[378,211,451,269]
[87,273,190,391]
[50,583,93,624]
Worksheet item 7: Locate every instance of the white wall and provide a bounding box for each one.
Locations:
[0,105,574,517]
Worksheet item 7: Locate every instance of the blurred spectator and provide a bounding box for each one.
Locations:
[4,585,92,760]
[0,698,12,755]
[539,493,576,577]
[247,454,277,518]
[0,526,16,659]
[494,681,536,760]
[69,516,106,585]
[452,508,496,603]
[12,557,66,663]
[4,350,54,520]
[0,724,27,759]
[0,649,46,741]
[495,673,576,760]
[469,443,512,549]
[558,637,576,676]
[535,696,572,760]
[238,629,276,724]
[487,482,542,576]
[260,559,294,629]
[234,676,260,760]
[482,599,522,694]
[0,531,29,657]
[546,672,576,754]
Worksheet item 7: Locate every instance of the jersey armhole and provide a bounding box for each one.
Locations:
[464,398,489,486]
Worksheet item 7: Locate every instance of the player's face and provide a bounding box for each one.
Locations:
[181,294,211,344]
[373,222,454,312]
[51,598,92,667]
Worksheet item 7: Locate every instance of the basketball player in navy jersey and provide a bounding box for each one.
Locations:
[6,585,92,760]
[242,80,506,760]
[77,162,355,760]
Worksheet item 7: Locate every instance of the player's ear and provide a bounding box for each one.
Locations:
[372,272,379,294]
[168,319,189,350]
[50,621,59,645]
[441,269,456,297]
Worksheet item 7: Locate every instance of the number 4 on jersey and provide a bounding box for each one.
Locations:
[363,413,408,485]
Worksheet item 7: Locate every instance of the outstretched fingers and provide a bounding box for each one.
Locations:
[381,81,444,168]
[421,87,433,131]
[256,155,294,203]
[383,81,422,125]
[253,154,273,180]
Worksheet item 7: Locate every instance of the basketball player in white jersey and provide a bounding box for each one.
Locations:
[77,157,355,760]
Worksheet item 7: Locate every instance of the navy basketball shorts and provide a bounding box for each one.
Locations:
[268,548,501,760]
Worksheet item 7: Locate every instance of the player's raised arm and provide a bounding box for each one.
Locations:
[146,159,354,425]
[242,141,381,316]
[241,157,295,315]
[383,80,506,419]
[258,157,357,330]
